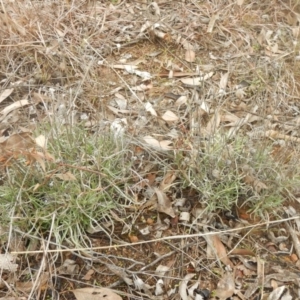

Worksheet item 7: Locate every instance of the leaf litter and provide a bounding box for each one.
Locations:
[1,0,300,299]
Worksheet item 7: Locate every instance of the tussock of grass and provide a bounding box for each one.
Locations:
[168,132,299,217]
[0,125,133,247]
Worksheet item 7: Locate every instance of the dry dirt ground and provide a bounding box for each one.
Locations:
[2,1,300,300]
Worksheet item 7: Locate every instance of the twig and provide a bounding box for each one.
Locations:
[11,216,300,255]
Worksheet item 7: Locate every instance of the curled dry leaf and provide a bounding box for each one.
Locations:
[161,110,179,122]
[0,88,14,103]
[129,235,139,243]
[179,273,196,300]
[107,105,135,116]
[143,136,173,150]
[185,49,195,62]
[155,279,164,296]
[175,95,187,106]
[204,233,233,268]
[134,70,152,80]
[218,72,229,94]
[0,254,18,272]
[159,170,177,191]
[16,272,49,293]
[0,132,34,150]
[0,99,30,118]
[188,281,199,298]
[134,276,152,296]
[243,174,268,193]
[35,135,47,149]
[155,265,170,277]
[58,259,79,275]
[154,187,175,218]
[82,269,94,281]
[114,98,127,110]
[73,287,122,300]
[268,286,292,300]
[104,263,133,285]
[230,248,256,256]
[204,111,221,135]
[150,2,160,16]
[55,172,77,181]
[145,101,157,116]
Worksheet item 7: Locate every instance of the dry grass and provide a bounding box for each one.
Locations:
[1,0,300,299]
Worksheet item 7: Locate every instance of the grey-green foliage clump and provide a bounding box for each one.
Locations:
[174,133,296,216]
[0,126,132,246]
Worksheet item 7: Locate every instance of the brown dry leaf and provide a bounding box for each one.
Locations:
[73,287,122,300]
[146,173,156,186]
[143,136,173,150]
[82,269,94,281]
[25,151,54,172]
[31,92,52,105]
[161,110,179,122]
[243,175,268,193]
[205,233,233,268]
[252,179,268,193]
[221,113,240,127]
[58,259,79,275]
[154,187,175,217]
[180,38,194,51]
[55,172,77,181]
[1,132,35,152]
[159,171,177,191]
[0,88,13,103]
[0,99,30,118]
[27,151,46,171]
[204,111,221,135]
[16,281,34,293]
[185,49,195,62]
[16,273,49,293]
[129,235,139,243]
[236,264,256,276]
